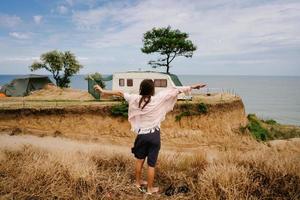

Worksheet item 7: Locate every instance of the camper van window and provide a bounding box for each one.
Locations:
[127,79,133,87]
[119,79,125,86]
[154,79,167,87]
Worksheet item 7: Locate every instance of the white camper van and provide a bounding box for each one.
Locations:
[112,71,192,100]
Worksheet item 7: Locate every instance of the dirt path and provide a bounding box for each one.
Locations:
[0,133,131,155]
[0,133,222,164]
[2,133,298,166]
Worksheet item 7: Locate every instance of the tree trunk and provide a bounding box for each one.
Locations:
[53,74,60,87]
[53,71,62,87]
[166,54,170,74]
[54,78,59,87]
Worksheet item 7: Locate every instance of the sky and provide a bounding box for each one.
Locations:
[0,0,300,76]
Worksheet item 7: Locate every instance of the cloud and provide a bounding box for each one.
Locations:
[33,15,43,24]
[71,0,300,57]
[1,56,39,62]
[9,32,31,39]
[72,7,110,29]
[0,14,22,28]
[76,55,116,66]
[65,0,74,6]
[71,1,135,30]
[57,5,69,14]
[66,0,96,8]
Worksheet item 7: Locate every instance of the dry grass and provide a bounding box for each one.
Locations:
[0,137,299,200]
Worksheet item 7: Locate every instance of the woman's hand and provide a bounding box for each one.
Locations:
[93,85,103,92]
[191,83,206,89]
[93,85,124,97]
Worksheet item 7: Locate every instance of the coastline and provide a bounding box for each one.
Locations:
[1,74,299,126]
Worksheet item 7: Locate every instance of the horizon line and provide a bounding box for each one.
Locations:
[0,73,299,77]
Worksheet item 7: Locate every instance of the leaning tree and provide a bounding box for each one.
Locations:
[29,50,82,88]
[141,26,197,74]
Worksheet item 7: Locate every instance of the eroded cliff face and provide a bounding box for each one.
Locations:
[0,98,247,145]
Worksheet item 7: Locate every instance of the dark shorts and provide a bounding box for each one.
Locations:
[131,129,161,167]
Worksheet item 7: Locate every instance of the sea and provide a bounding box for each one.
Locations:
[1,74,299,126]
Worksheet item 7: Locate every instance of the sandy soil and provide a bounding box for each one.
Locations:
[23,84,94,100]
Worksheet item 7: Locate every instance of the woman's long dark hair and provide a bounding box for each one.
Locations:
[139,79,155,109]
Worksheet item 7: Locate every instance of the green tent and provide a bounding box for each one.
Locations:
[0,74,52,97]
[87,75,113,100]
[87,78,100,100]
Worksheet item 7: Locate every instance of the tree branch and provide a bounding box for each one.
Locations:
[169,52,177,64]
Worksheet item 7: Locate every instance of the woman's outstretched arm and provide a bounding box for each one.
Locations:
[93,85,124,97]
[174,83,206,95]
[94,83,206,97]
[182,83,206,92]
[156,83,206,98]
[190,83,206,90]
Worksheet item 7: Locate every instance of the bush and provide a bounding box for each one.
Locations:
[111,102,128,117]
[175,102,208,121]
[198,103,208,114]
[247,114,269,141]
[175,111,193,121]
[263,119,277,125]
[247,114,300,141]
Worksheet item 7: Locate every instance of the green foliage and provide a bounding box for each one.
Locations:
[141,26,197,73]
[198,103,208,114]
[85,73,106,89]
[247,114,269,141]
[175,102,208,121]
[247,114,300,141]
[263,119,277,125]
[29,50,82,88]
[175,111,192,121]
[111,102,128,117]
[268,127,300,139]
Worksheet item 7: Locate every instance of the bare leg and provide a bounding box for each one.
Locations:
[147,166,159,193]
[135,159,145,186]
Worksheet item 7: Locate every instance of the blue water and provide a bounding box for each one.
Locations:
[1,74,299,125]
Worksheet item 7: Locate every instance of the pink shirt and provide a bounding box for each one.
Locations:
[124,86,192,133]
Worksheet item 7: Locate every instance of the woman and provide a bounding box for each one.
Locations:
[94,79,206,194]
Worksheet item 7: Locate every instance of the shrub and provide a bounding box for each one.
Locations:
[247,114,269,141]
[198,103,208,114]
[175,111,193,121]
[247,114,300,140]
[111,102,128,117]
[175,102,208,121]
[263,119,277,125]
